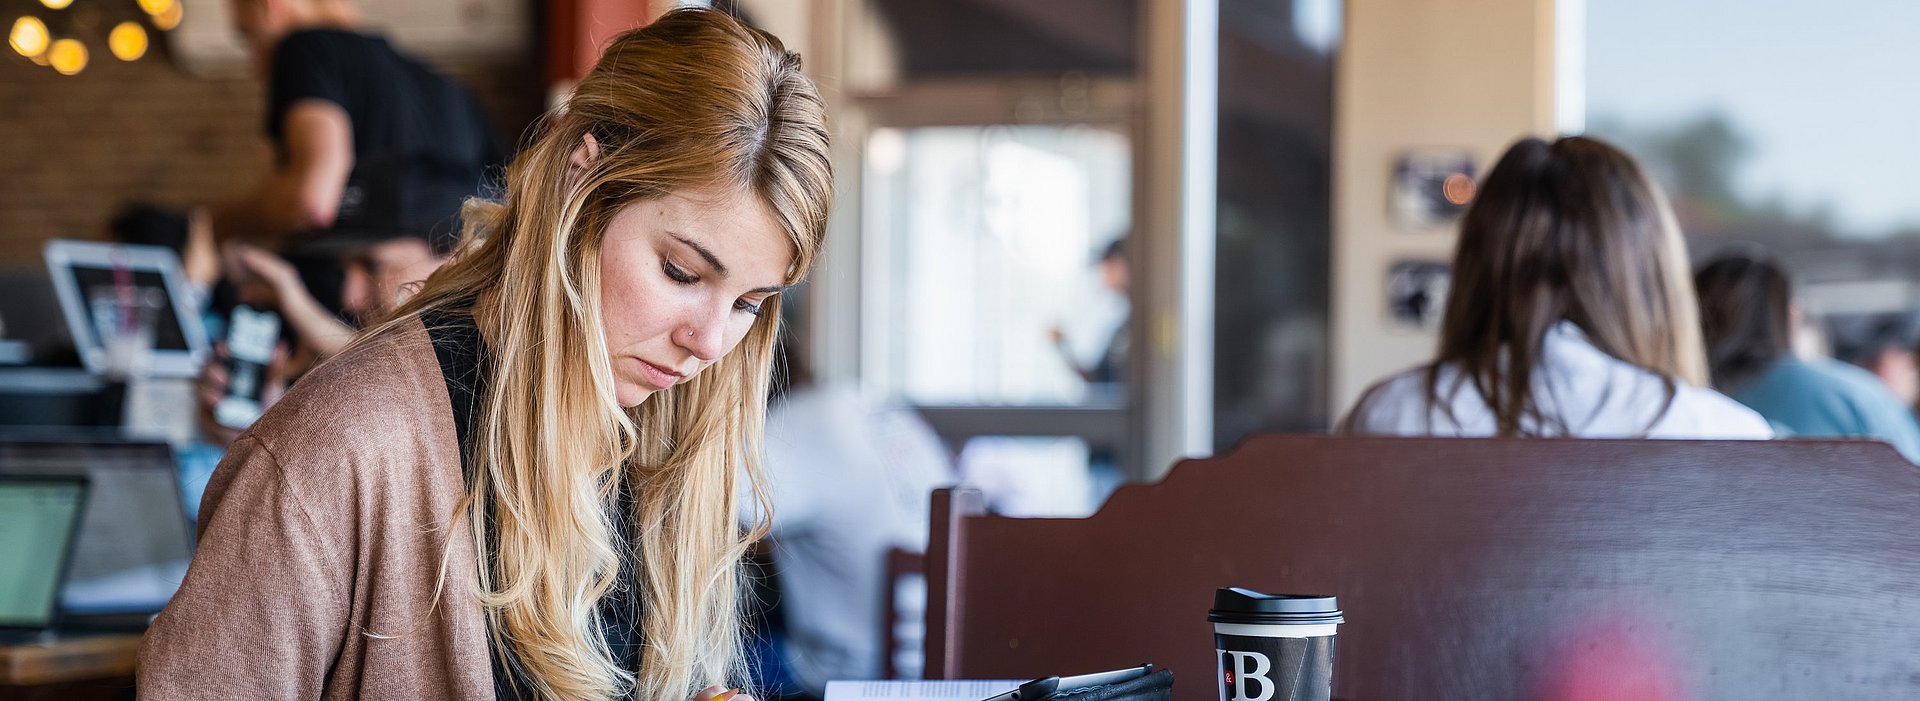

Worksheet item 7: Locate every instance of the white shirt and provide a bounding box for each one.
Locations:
[1344,322,1774,439]
[740,383,956,693]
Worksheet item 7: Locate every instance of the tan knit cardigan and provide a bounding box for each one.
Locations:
[139,318,494,699]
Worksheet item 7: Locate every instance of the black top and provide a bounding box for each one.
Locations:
[269,29,505,260]
[424,310,644,699]
[268,29,505,177]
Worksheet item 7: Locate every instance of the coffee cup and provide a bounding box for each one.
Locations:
[1210,587,1342,701]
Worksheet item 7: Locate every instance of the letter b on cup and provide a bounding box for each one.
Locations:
[1219,649,1275,701]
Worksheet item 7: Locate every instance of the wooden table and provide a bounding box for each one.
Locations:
[0,634,139,701]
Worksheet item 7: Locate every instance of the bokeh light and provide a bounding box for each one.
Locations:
[9,16,49,57]
[109,21,146,61]
[1442,173,1477,206]
[153,1,182,30]
[47,37,86,75]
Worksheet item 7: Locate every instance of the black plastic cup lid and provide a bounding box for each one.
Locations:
[1208,587,1344,625]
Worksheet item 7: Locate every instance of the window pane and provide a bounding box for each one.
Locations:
[866,125,1131,406]
[956,436,1110,517]
[1587,2,1920,305]
[1213,0,1339,443]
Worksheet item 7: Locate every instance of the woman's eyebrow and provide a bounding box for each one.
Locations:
[669,233,729,277]
[669,232,786,294]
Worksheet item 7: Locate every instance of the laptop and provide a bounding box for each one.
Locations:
[0,437,194,629]
[42,239,210,378]
[0,475,89,644]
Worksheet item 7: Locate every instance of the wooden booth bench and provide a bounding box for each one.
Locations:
[925,435,1920,700]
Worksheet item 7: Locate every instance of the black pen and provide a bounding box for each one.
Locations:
[979,664,1153,701]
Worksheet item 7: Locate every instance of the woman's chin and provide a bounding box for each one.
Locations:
[615,383,656,408]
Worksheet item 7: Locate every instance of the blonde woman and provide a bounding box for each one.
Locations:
[1340,136,1769,439]
[137,9,829,701]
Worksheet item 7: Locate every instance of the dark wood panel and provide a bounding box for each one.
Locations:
[927,435,1920,700]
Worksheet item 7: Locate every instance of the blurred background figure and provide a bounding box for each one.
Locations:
[223,156,467,359]
[1829,313,1920,410]
[212,0,503,317]
[1341,136,1770,439]
[1695,250,1920,461]
[1049,236,1130,386]
[194,161,459,448]
[741,341,956,698]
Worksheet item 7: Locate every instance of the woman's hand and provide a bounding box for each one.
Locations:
[194,341,292,446]
[224,242,305,307]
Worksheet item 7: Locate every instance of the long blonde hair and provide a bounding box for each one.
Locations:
[370,8,830,699]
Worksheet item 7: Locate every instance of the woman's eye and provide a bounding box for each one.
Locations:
[734,298,764,317]
[663,261,697,284]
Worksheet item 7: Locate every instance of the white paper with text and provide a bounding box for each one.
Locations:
[822,680,1023,701]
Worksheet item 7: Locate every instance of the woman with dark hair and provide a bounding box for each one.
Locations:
[1695,251,1920,460]
[1340,136,1769,438]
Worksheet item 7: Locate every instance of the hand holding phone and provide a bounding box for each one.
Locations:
[213,305,282,429]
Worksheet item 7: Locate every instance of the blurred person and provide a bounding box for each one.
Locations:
[220,244,350,356]
[108,204,221,299]
[196,162,464,445]
[139,10,831,701]
[1340,136,1770,439]
[1048,236,1130,385]
[1695,251,1920,461]
[195,232,449,445]
[225,157,470,357]
[1832,315,1920,407]
[212,0,504,316]
[1044,236,1130,503]
[740,342,955,697]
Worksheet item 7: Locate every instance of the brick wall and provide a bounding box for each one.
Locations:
[0,47,542,267]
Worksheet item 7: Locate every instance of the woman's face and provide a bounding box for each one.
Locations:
[598,185,792,408]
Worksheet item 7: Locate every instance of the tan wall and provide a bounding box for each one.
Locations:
[1329,0,1562,417]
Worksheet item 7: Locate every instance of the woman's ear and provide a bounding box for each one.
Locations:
[564,133,601,192]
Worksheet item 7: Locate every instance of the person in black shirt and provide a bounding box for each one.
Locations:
[213,0,504,316]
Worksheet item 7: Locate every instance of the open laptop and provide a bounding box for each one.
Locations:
[43,239,209,378]
[0,475,89,644]
[0,437,194,629]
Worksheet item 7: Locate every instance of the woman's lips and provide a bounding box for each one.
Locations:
[635,358,684,389]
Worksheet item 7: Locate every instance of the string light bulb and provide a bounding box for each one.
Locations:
[153,1,181,30]
[40,0,74,10]
[109,21,146,61]
[9,16,49,57]
[47,37,86,75]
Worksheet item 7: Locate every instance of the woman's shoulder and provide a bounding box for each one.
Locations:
[1773,358,1920,426]
[1659,381,1775,439]
[1799,358,1903,399]
[1341,365,1465,435]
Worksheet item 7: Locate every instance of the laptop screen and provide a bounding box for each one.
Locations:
[68,265,192,353]
[0,439,193,616]
[0,477,86,627]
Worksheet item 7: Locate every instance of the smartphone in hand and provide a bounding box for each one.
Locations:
[213,305,281,429]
